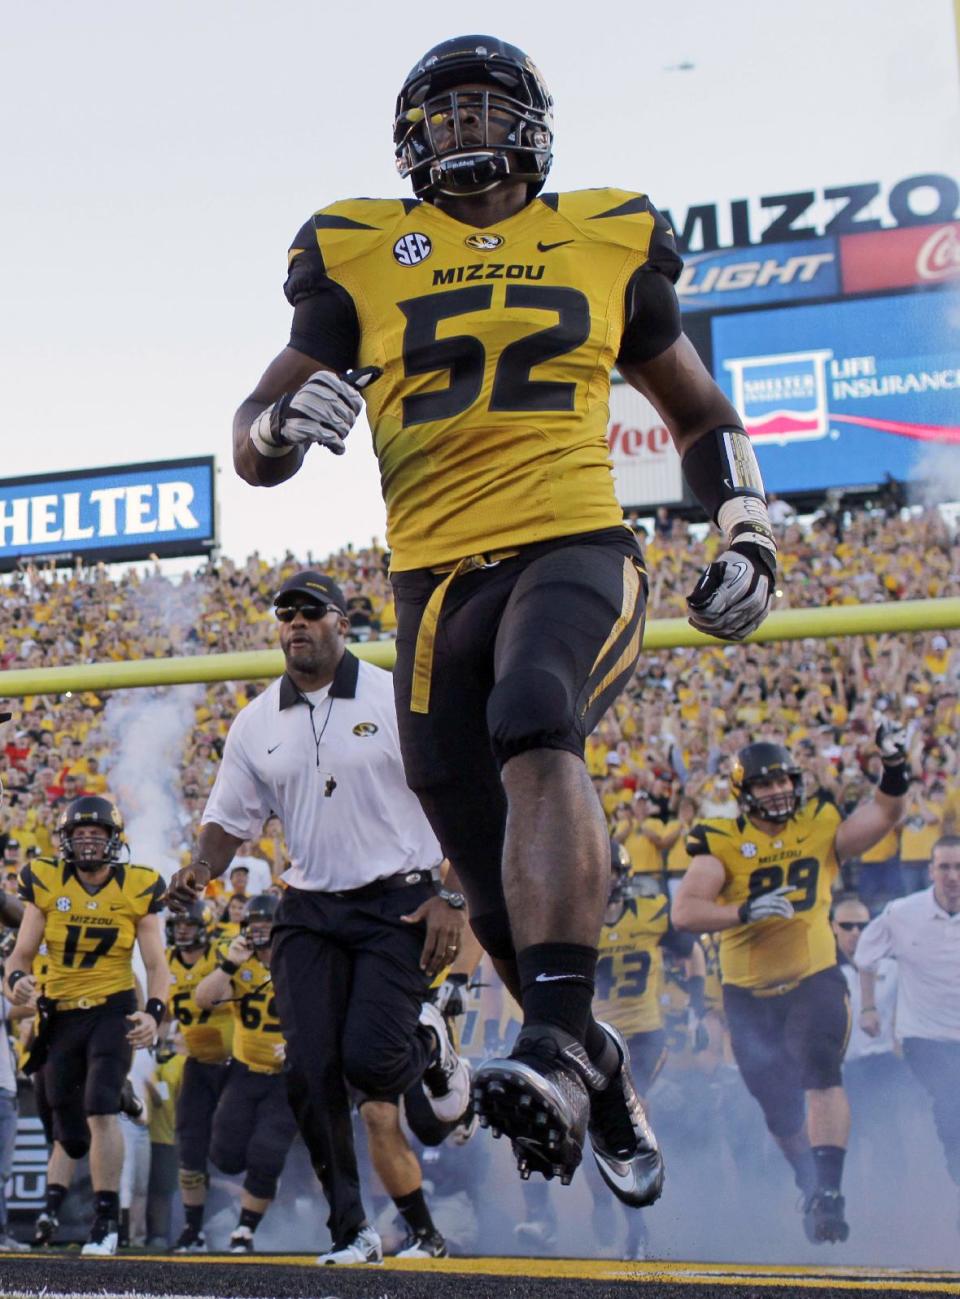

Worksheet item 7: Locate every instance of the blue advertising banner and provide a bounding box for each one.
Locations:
[711,293,960,493]
[677,237,839,312]
[0,457,215,569]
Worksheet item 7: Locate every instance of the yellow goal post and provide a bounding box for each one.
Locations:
[0,598,957,697]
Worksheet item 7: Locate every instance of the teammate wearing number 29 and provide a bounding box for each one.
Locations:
[234,35,778,1200]
[3,796,169,1256]
[673,732,910,1246]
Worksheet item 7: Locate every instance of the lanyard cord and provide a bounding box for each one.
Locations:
[305,695,335,769]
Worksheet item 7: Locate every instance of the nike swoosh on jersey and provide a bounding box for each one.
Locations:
[267,744,282,754]
[536,239,573,252]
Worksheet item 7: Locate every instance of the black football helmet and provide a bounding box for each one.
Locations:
[394,35,554,199]
[241,892,280,949]
[731,743,804,823]
[171,898,214,952]
[57,795,124,871]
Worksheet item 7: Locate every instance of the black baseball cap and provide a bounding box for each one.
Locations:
[273,571,346,612]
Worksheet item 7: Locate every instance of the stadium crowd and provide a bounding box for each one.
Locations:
[0,501,958,1260]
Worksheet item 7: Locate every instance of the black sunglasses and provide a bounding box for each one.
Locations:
[836,920,868,931]
[275,603,341,623]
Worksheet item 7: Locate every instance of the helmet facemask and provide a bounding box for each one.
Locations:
[65,826,119,873]
[396,86,552,197]
[740,774,802,824]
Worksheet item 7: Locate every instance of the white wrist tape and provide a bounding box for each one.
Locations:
[250,408,295,458]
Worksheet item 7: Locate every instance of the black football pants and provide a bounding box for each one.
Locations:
[271,881,434,1247]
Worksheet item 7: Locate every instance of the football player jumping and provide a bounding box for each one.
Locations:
[231,35,777,1201]
[673,732,909,1244]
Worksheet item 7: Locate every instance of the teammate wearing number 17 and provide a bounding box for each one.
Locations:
[234,35,778,1202]
[673,734,910,1245]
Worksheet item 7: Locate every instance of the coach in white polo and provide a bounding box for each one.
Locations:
[166,570,470,1264]
[856,834,960,1203]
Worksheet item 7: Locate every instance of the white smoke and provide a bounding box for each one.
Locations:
[96,574,205,882]
[99,683,202,881]
[907,443,960,510]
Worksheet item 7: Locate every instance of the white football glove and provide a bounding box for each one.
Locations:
[875,721,908,766]
[250,366,380,458]
[687,540,777,642]
[737,883,795,925]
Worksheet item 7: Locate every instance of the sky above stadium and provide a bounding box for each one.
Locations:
[3,0,959,570]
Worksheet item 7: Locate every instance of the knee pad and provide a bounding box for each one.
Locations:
[799,1042,844,1092]
[61,1137,90,1161]
[342,1048,404,1104]
[179,1168,207,1190]
[755,1083,805,1139]
[486,668,573,764]
[243,1169,278,1201]
[209,1144,245,1177]
[470,909,515,962]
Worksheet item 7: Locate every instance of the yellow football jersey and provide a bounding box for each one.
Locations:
[686,794,842,992]
[593,893,673,1035]
[19,859,164,1001]
[227,956,283,1074]
[167,944,234,1065]
[285,189,681,570]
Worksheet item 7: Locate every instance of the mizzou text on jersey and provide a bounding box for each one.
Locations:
[285,189,680,570]
[18,859,164,1002]
[167,943,234,1064]
[685,793,842,992]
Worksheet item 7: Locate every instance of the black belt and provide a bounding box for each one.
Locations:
[329,870,434,901]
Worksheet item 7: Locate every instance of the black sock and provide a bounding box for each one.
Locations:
[394,1187,435,1237]
[781,1146,816,1195]
[45,1183,67,1216]
[238,1207,263,1233]
[812,1144,845,1193]
[94,1190,119,1222]
[185,1203,205,1232]
[516,942,598,1043]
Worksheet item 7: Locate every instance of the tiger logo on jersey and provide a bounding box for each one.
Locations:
[686,792,842,992]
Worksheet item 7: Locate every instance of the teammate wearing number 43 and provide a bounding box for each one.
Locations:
[234,34,777,1199]
[673,731,910,1246]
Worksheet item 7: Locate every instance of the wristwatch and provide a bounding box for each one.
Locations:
[438,888,466,910]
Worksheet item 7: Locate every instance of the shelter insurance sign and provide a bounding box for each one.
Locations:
[0,457,215,570]
[712,293,960,493]
[607,382,684,508]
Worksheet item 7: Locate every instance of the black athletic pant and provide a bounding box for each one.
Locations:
[271,880,434,1247]
[902,1036,960,1186]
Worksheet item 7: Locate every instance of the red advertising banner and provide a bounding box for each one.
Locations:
[840,221,960,293]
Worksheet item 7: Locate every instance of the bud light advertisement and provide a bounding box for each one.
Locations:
[677,237,839,312]
[711,292,960,493]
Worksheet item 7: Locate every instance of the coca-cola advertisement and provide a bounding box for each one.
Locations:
[839,222,960,294]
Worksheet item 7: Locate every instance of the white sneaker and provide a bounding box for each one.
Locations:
[395,1228,447,1258]
[317,1225,383,1265]
[419,1000,471,1122]
[0,1232,29,1252]
[229,1224,255,1253]
[81,1217,118,1256]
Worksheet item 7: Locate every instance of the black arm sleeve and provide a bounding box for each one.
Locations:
[617,267,683,367]
[284,220,360,372]
[616,201,684,367]
[661,925,695,958]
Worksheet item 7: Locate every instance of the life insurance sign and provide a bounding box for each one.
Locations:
[0,456,216,570]
[713,292,960,493]
[677,237,838,312]
[607,381,684,508]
